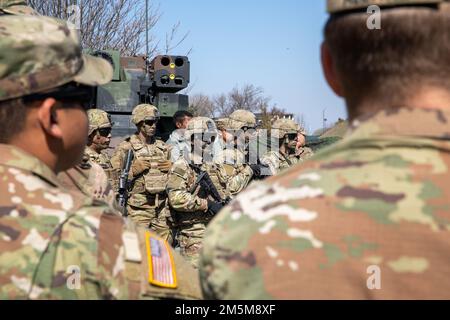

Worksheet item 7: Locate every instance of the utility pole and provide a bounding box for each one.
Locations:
[322,108,328,134]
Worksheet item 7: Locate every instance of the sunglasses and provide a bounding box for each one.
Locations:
[143,119,157,126]
[286,133,298,141]
[241,126,256,132]
[97,128,112,137]
[22,82,96,110]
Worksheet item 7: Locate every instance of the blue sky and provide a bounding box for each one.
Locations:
[152,0,347,132]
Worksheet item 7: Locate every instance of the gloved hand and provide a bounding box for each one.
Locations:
[249,164,262,177]
[131,158,151,176]
[250,163,270,180]
[157,160,173,173]
[207,200,224,216]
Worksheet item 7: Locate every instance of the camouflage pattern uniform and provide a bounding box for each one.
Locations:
[57,154,118,211]
[0,15,201,300]
[261,118,312,175]
[85,109,118,190]
[167,117,235,267]
[214,111,255,193]
[111,105,173,243]
[199,0,450,299]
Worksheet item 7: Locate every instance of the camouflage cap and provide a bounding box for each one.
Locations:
[271,118,299,139]
[185,117,217,138]
[0,0,39,15]
[131,104,160,125]
[327,0,446,13]
[0,15,113,102]
[227,110,257,130]
[87,109,112,136]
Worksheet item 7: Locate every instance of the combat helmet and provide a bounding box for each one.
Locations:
[87,109,112,136]
[271,118,299,139]
[327,0,447,13]
[131,104,160,125]
[227,110,257,130]
[215,118,229,131]
[0,0,38,15]
[185,117,217,138]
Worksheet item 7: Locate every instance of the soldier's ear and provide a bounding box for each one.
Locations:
[321,42,344,97]
[37,98,63,139]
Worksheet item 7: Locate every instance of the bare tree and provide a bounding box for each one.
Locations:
[259,104,287,130]
[189,94,215,118]
[226,84,269,115]
[28,0,189,56]
[213,94,228,117]
[164,21,191,56]
[295,114,307,132]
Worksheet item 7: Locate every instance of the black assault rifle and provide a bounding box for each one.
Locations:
[190,164,231,216]
[118,149,134,217]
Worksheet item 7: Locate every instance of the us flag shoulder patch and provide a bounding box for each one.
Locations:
[145,231,177,289]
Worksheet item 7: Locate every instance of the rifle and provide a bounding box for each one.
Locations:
[190,164,231,215]
[118,149,134,217]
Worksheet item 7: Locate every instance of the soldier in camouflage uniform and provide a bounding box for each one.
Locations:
[111,104,173,243]
[296,125,314,161]
[167,117,238,267]
[215,111,257,193]
[260,118,313,175]
[85,109,118,190]
[0,15,201,300]
[200,0,450,299]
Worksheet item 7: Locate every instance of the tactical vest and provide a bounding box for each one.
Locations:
[85,147,119,190]
[128,136,170,196]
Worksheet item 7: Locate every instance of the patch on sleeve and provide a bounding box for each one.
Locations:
[122,231,142,262]
[145,231,177,289]
[172,163,188,179]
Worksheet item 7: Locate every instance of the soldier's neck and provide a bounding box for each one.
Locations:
[87,144,102,154]
[10,133,59,173]
[279,144,288,157]
[137,132,155,144]
[347,86,450,121]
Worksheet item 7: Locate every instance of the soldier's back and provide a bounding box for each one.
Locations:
[200,108,450,299]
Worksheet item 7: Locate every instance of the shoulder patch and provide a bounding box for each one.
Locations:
[171,160,189,179]
[123,231,142,262]
[145,231,177,289]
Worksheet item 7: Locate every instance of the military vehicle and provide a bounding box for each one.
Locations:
[85,49,190,141]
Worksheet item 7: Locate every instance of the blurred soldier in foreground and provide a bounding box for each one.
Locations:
[0,0,38,15]
[0,15,200,300]
[111,105,173,243]
[166,117,232,267]
[200,0,450,299]
[166,110,193,162]
[260,118,311,175]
